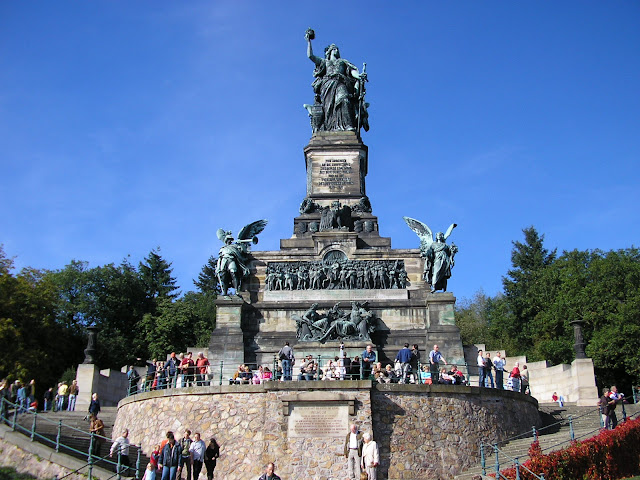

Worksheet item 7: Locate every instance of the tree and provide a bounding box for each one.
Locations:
[497,227,557,355]
[0,246,84,399]
[45,258,149,369]
[141,292,216,359]
[455,290,491,346]
[139,248,179,302]
[193,256,221,294]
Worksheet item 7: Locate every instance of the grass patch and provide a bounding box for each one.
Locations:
[0,467,38,480]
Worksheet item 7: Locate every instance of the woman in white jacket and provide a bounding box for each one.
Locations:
[361,432,379,480]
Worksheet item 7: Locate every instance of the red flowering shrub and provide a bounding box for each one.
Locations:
[497,417,640,480]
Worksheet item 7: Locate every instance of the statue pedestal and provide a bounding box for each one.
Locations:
[209,296,246,382]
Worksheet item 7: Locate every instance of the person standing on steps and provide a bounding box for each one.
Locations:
[278,342,294,381]
[429,344,447,384]
[477,349,485,387]
[493,352,506,390]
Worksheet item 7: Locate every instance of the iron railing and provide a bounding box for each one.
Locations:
[1,397,142,480]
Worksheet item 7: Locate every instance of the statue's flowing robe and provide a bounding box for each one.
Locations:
[313,58,357,131]
[426,242,453,291]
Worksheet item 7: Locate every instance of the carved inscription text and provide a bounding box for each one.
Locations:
[318,159,354,189]
[288,403,349,438]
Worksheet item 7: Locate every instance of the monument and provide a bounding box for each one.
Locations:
[113,30,540,480]
[207,28,465,380]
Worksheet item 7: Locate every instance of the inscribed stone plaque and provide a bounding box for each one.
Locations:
[288,402,349,438]
[308,154,363,196]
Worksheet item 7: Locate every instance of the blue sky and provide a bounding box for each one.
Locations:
[1,2,639,302]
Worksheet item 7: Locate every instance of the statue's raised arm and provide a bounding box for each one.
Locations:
[303,28,369,134]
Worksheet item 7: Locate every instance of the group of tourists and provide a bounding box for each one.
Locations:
[477,350,529,393]
[114,429,220,480]
[127,352,212,395]
[599,385,626,430]
[0,379,37,414]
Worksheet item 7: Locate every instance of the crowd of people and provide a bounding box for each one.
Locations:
[476,350,529,393]
[109,428,221,480]
[128,352,212,395]
[0,379,38,414]
[230,343,469,387]
[0,378,84,414]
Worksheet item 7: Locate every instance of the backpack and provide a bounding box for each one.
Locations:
[181,438,192,456]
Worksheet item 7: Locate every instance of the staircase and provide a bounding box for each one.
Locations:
[455,402,640,479]
[12,406,149,476]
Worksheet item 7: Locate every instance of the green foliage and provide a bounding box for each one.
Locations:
[454,290,490,346]
[59,366,77,384]
[501,226,557,354]
[139,248,179,302]
[0,246,84,400]
[194,255,221,294]
[0,467,38,480]
[456,228,640,389]
[142,292,216,358]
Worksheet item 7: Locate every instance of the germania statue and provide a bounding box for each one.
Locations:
[304,28,369,134]
[403,217,459,292]
[216,220,268,296]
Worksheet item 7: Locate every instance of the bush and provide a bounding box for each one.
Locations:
[499,417,640,480]
[0,467,38,480]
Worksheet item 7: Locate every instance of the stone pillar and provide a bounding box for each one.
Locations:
[570,358,599,406]
[209,296,246,384]
[570,319,587,359]
[75,363,101,408]
[425,292,465,366]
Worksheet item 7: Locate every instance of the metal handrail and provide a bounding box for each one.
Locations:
[1,397,143,479]
[482,406,601,449]
[479,408,640,479]
[489,443,546,480]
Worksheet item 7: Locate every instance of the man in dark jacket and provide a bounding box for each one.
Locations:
[258,462,281,480]
[165,352,179,389]
[159,432,183,480]
[395,343,412,384]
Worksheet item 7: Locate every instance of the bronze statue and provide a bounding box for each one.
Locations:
[404,217,459,292]
[292,301,378,343]
[216,220,268,296]
[305,28,368,133]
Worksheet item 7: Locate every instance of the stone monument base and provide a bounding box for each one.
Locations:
[114,383,539,480]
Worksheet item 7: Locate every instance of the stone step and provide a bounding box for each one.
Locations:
[7,406,149,476]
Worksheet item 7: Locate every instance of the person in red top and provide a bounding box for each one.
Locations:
[509,362,521,392]
[145,444,161,480]
[196,352,210,386]
[180,353,196,388]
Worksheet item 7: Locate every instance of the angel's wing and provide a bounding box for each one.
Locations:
[403,216,433,246]
[216,228,227,242]
[237,219,268,240]
[444,223,457,240]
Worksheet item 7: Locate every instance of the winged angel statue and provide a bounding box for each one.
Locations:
[216,220,268,296]
[403,217,459,292]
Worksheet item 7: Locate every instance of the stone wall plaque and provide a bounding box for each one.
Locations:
[288,402,349,438]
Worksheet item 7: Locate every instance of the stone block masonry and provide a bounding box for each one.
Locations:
[113,382,538,480]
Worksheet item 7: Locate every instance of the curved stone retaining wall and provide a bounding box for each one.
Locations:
[114,382,538,480]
